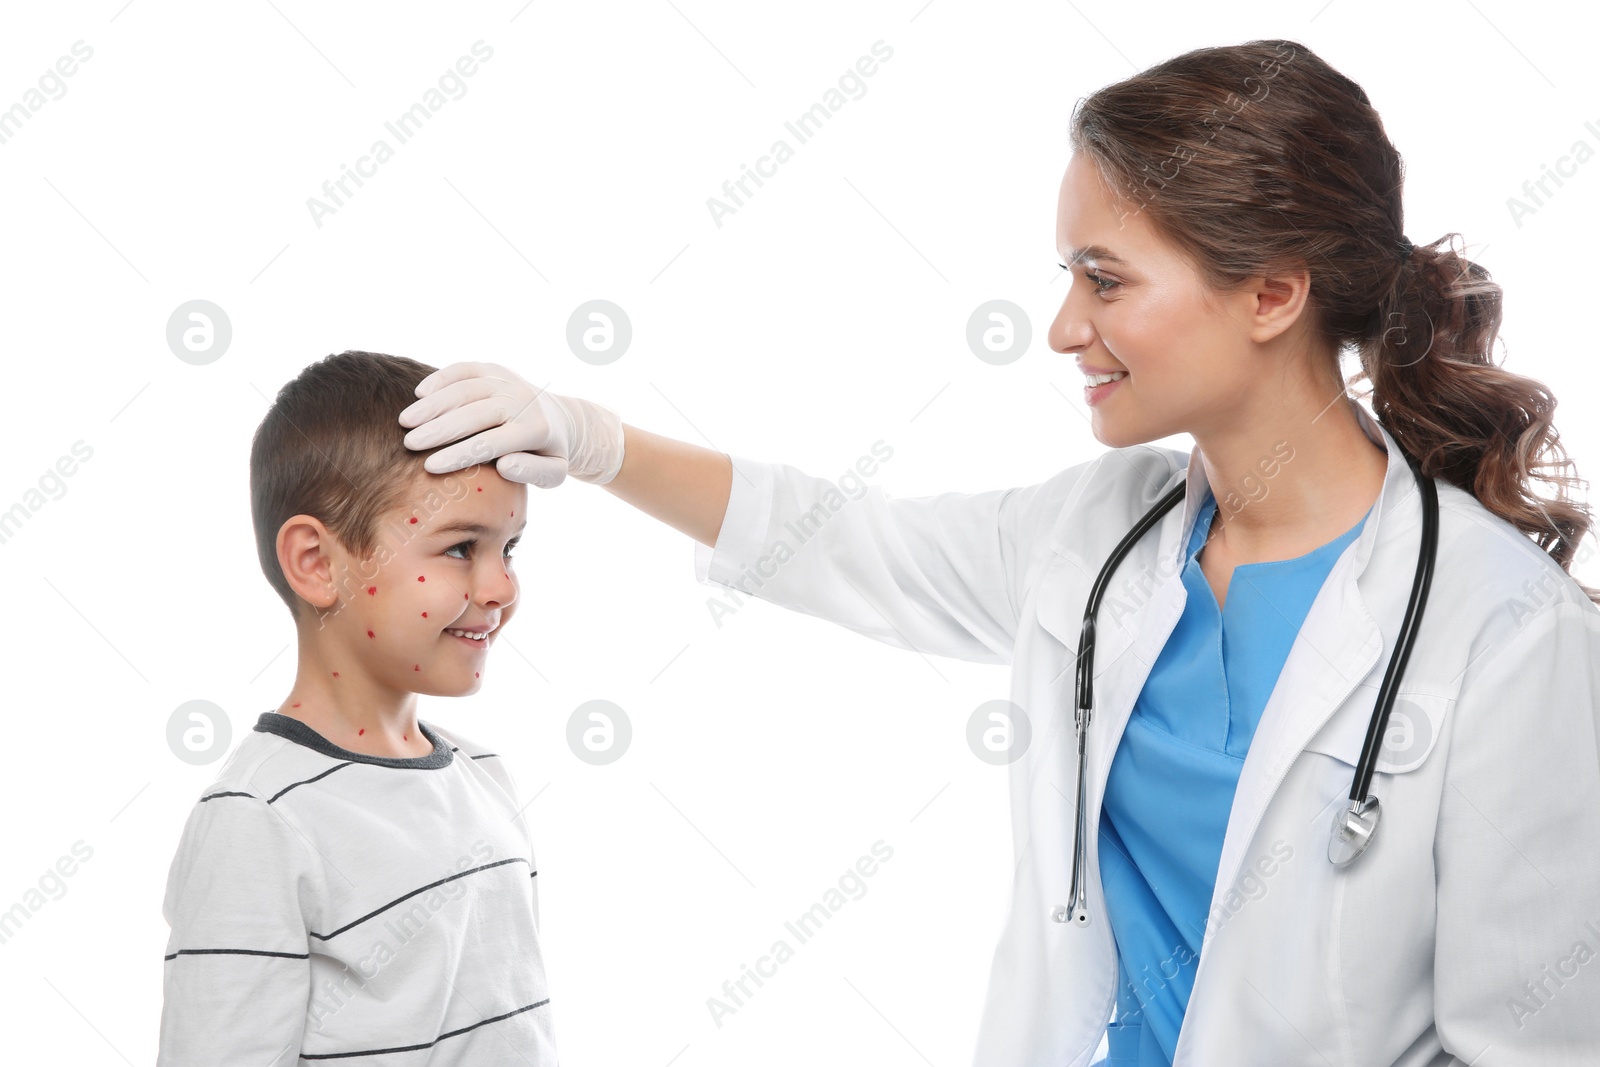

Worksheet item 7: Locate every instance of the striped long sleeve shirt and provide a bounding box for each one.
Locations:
[157,711,556,1064]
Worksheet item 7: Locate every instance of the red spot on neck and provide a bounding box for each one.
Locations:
[474,671,480,678]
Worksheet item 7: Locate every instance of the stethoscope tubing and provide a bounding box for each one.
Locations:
[1065,442,1438,924]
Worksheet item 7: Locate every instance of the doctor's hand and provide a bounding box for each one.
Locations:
[396,361,625,488]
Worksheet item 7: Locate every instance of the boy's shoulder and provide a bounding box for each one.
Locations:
[196,711,367,806]
[424,719,523,805]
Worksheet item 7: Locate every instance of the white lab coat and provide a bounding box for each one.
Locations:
[693,398,1600,1066]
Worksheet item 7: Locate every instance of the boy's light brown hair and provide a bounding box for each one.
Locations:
[250,350,443,621]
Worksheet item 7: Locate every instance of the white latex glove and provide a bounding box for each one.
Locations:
[396,362,625,488]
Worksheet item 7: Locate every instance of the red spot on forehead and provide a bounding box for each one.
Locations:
[367,586,377,596]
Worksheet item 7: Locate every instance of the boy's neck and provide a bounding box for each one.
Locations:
[279,627,431,759]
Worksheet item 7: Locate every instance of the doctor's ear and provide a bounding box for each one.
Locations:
[1237,265,1315,345]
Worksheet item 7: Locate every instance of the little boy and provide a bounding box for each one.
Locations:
[157,351,557,1064]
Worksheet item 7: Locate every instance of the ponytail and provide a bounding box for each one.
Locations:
[1357,234,1597,602]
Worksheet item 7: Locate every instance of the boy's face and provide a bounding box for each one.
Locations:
[308,464,527,697]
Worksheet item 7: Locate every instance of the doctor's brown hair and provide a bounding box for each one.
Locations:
[250,350,447,621]
[1068,38,1599,605]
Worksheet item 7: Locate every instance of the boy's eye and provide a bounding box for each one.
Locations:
[445,539,520,560]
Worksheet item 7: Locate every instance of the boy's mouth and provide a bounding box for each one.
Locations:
[444,625,495,649]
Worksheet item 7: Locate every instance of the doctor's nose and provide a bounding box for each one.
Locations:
[1048,294,1095,358]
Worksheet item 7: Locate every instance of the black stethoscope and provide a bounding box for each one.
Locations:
[1064,443,1439,925]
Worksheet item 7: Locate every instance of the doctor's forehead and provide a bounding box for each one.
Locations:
[1056,155,1143,266]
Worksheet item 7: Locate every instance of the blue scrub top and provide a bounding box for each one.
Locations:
[1098,487,1371,1064]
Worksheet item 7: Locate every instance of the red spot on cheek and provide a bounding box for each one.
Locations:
[332,671,340,678]
[291,702,301,708]
[474,672,480,678]
[367,586,377,596]
[367,630,375,638]
[404,734,409,741]
[358,728,365,736]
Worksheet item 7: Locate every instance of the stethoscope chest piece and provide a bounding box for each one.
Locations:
[1328,794,1382,867]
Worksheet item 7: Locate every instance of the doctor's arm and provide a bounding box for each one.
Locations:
[1431,600,1600,1062]
[609,423,1072,664]
[600,422,733,549]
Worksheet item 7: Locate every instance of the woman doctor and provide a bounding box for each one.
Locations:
[397,39,1600,1067]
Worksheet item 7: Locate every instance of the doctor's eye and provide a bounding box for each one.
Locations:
[1084,270,1120,295]
[1060,264,1121,296]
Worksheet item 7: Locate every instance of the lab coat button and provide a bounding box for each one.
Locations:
[1050,905,1070,923]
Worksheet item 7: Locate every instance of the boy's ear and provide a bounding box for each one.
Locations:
[278,515,340,612]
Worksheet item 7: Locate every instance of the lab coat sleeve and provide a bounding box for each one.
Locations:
[1432,598,1600,1061]
[693,452,1077,664]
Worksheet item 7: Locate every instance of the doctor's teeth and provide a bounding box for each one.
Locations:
[1085,372,1127,386]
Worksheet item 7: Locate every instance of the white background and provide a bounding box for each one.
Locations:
[1,1,1597,1064]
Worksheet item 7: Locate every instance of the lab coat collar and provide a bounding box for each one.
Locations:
[1172,395,1401,584]
[1032,398,1408,683]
